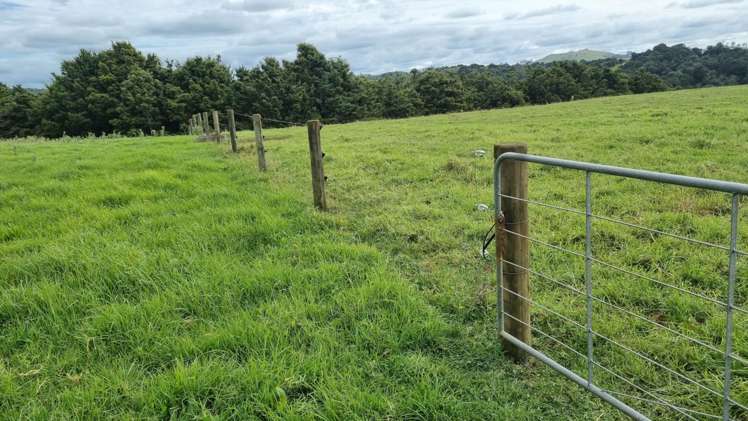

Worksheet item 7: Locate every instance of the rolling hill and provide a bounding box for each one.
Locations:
[538,48,630,63]
[1,86,747,419]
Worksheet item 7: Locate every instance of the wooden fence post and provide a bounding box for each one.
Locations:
[252,114,266,171]
[160,126,165,136]
[212,111,221,142]
[307,120,326,210]
[202,112,209,137]
[195,114,202,135]
[227,109,238,153]
[495,143,530,363]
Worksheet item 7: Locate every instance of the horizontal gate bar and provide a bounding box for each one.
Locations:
[501,332,651,421]
[496,153,748,195]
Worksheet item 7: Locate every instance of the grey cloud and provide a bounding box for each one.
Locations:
[2,0,748,88]
[506,4,580,20]
[23,29,109,50]
[144,11,246,36]
[0,1,24,10]
[668,0,742,8]
[446,8,482,19]
[667,11,748,39]
[222,0,295,12]
[57,14,123,27]
[535,33,585,48]
[0,54,60,88]
[236,31,303,47]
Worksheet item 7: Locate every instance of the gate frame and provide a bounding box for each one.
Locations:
[494,151,748,421]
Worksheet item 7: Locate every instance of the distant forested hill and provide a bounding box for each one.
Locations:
[622,43,748,87]
[1,42,747,139]
[538,49,629,63]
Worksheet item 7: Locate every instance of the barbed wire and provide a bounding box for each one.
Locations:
[231,111,307,127]
[262,117,307,126]
[191,110,325,129]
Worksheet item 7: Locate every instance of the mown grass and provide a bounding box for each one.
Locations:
[1,85,747,419]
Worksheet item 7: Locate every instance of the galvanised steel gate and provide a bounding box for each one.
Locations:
[494,152,748,420]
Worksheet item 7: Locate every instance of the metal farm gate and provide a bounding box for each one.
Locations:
[493,149,748,420]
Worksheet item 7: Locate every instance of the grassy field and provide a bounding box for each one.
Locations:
[1,85,747,419]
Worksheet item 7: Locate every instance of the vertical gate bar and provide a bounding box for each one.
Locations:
[585,171,594,386]
[723,194,739,421]
[495,160,505,337]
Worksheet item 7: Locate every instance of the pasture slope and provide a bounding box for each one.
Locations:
[2,85,748,419]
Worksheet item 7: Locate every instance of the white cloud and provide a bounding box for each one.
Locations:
[222,0,296,12]
[0,0,746,87]
[505,4,581,20]
[668,0,743,9]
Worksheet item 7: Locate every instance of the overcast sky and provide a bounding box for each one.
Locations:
[1,0,746,88]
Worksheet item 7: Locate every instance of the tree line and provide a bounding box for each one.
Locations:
[1,41,747,139]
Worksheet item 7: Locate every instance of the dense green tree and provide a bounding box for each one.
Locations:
[463,73,525,109]
[0,83,10,127]
[282,44,363,122]
[525,65,580,103]
[622,43,748,88]
[377,77,421,118]
[0,86,40,138]
[0,83,9,106]
[628,70,668,94]
[39,49,99,137]
[414,70,466,114]
[110,68,161,134]
[172,56,232,118]
[2,41,747,139]
[235,58,291,125]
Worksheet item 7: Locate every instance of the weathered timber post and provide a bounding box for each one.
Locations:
[160,126,165,136]
[227,109,238,153]
[495,143,530,363]
[202,112,209,136]
[188,117,193,135]
[195,114,202,135]
[212,110,221,142]
[307,120,326,210]
[252,114,266,171]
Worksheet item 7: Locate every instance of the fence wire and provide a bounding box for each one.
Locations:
[494,153,747,421]
[232,111,307,127]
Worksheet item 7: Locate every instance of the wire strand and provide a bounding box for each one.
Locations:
[501,259,748,365]
[600,389,722,420]
[233,112,307,126]
[502,283,747,411]
[498,193,746,256]
[500,286,586,330]
[262,117,306,126]
[503,312,700,420]
[591,329,748,413]
[502,228,748,315]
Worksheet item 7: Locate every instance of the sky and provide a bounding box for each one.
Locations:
[1,0,746,88]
